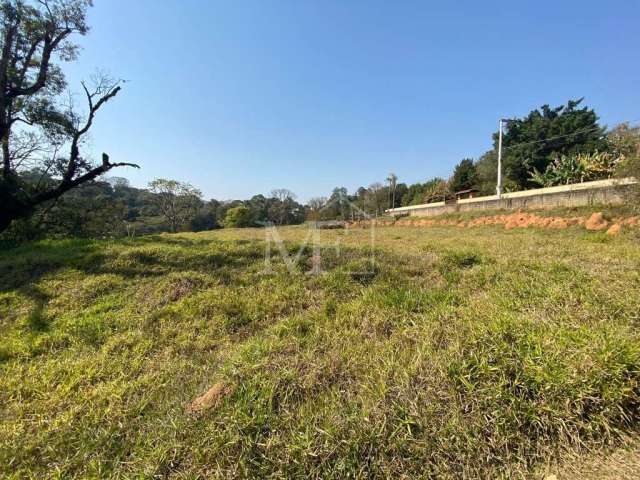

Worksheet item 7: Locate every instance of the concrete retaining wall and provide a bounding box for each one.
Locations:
[387,178,638,218]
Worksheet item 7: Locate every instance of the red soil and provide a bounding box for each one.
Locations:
[346,211,638,234]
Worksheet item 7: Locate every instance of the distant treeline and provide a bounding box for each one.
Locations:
[2,175,307,242]
[2,99,638,243]
[1,1,638,242]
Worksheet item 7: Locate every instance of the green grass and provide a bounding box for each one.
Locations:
[1,223,639,478]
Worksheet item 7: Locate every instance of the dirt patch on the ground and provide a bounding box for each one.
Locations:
[187,382,233,414]
[540,437,640,480]
[347,211,639,234]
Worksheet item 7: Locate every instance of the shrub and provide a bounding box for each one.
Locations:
[223,206,253,228]
[531,151,621,187]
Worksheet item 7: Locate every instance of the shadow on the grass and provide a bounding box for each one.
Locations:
[0,236,268,327]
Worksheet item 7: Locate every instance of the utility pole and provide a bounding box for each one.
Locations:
[496,118,505,198]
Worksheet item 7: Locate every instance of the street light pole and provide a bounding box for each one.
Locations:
[496,118,504,198]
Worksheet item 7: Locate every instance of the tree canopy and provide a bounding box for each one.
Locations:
[499,98,608,188]
[2,86,636,243]
[449,159,477,193]
[223,205,253,228]
[148,179,202,233]
[0,0,137,234]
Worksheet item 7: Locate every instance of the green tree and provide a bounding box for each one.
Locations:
[365,182,385,215]
[474,150,497,195]
[40,181,126,237]
[355,186,367,215]
[499,98,608,189]
[0,0,138,233]
[393,182,408,207]
[326,187,350,219]
[190,199,221,231]
[449,159,477,193]
[608,122,640,206]
[1,175,127,242]
[223,205,253,228]
[399,177,446,205]
[401,183,424,206]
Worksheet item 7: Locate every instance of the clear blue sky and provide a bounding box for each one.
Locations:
[64,0,640,202]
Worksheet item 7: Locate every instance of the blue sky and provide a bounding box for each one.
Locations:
[64,0,640,202]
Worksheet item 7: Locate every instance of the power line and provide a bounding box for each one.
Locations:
[494,117,639,199]
[502,118,640,151]
[503,125,602,151]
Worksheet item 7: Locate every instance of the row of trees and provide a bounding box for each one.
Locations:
[220,189,305,228]
[1,3,638,238]
[3,110,638,239]
[2,173,308,241]
[0,0,307,241]
[306,178,451,221]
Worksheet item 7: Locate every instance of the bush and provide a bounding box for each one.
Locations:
[531,151,621,187]
[223,206,253,228]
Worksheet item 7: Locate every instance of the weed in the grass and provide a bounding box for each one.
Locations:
[25,304,48,332]
[440,248,483,269]
[323,297,337,319]
[582,232,613,243]
[344,258,379,284]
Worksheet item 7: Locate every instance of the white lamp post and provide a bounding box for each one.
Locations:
[496,118,507,198]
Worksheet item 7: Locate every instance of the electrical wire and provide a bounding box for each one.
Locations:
[502,117,640,151]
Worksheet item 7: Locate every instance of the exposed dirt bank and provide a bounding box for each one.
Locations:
[347,211,639,236]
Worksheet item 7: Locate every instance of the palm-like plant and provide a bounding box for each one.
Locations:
[530,151,621,187]
[386,173,398,209]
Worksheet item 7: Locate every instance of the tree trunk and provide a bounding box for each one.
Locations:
[0,213,12,233]
[0,188,34,234]
[0,113,10,177]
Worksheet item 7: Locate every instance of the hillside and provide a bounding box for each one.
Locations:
[1,221,640,478]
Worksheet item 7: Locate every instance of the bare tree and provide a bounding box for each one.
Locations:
[366,182,384,216]
[106,176,131,189]
[307,196,327,222]
[271,188,296,202]
[0,1,138,233]
[148,179,202,232]
[270,188,296,225]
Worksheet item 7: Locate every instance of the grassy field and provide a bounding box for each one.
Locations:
[1,222,639,478]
